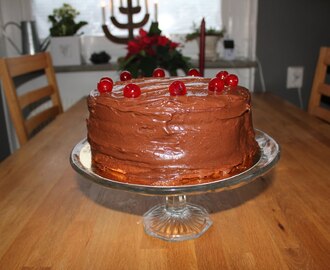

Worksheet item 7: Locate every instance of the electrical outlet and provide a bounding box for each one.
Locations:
[287,66,304,89]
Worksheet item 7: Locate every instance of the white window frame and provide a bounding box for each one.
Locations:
[1,0,258,61]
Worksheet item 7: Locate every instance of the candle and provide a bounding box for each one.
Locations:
[101,1,106,25]
[145,0,149,13]
[110,0,114,16]
[154,0,158,22]
[120,0,123,7]
[199,18,206,77]
[137,0,140,6]
[228,16,233,37]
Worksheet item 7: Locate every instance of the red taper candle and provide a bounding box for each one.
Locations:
[199,18,206,77]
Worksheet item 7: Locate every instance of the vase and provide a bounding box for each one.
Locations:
[198,35,220,61]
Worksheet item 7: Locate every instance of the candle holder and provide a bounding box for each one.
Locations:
[103,0,150,44]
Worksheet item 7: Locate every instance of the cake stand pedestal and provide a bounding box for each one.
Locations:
[70,130,280,242]
[143,195,212,241]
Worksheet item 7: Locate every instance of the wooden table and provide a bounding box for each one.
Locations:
[0,93,329,269]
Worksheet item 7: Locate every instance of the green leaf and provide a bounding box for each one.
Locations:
[149,22,161,36]
[140,56,157,77]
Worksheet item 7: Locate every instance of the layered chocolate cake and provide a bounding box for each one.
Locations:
[87,70,259,186]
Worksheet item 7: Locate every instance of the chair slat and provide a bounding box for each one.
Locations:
[19,85,54,109]
[5,53,48,77]
[318,83,330,97]
[25,106,61,135]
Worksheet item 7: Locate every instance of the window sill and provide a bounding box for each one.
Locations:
[54,59,257,73]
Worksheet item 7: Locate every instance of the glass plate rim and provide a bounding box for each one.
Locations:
[70,129,280,195]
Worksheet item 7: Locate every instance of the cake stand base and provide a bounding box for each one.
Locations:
[143,195,212,242]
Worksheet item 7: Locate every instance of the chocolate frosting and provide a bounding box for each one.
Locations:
[87,76,259,186]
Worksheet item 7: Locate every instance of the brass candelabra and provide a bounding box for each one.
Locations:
[102,0,150,44]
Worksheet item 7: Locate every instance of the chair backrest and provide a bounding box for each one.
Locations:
[0,52,63,146]
[308,47,330,123]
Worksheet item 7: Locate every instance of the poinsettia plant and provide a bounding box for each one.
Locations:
[118,23,191,78]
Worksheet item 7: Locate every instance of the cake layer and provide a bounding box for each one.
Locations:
[87,76,259,186]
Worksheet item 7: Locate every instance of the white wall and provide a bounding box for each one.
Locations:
[0,0,34,56]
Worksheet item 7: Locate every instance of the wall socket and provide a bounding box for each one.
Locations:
[286,66,304,88]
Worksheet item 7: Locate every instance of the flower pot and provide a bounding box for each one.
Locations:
[198,35,220,61]
[50,36,82,66]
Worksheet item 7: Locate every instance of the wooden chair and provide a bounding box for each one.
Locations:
[308,47,330,123]
[0,52,63,146]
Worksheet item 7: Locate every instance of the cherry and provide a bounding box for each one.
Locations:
[120,70,132,81]
[188,68,201,77]
[123,83,141,98]
[100,77,113,83]
[97,79,113,93]
[169,81,187,96]
[208,78,225,92]
[225,74,239,87]
[216,70,229,80]
[153,68,166,77]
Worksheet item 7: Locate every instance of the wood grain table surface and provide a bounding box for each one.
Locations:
[0,93,329,270]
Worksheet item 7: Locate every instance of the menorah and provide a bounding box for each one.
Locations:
[102,0,150,44]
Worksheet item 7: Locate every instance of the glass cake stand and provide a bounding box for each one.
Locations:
[70,130,280,242]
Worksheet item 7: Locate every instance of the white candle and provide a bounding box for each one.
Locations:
[101,1,106,24]
[145,0,149,13]
[110,0,114,16]
[154,0,158,22]
[228,16,233,37]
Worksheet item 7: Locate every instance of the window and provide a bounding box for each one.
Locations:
[32,0,222,38]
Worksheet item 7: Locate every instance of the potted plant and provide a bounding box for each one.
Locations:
[48,3,88,66]
[118,23,191,78]
[186,23,225,61]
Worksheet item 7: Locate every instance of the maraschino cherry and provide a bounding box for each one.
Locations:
[123,83,141,98]
[225,74,239,87]
[97,77,113,93]
[208,78,225,92]
[169,81,187,96]
[188,68,201,77]
[100,77,113,83]
[120,70,132,81]
[216,70,228,80]
[153,68,166,77]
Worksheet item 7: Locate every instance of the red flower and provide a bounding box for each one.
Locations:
[170,42,179,49]
[127,40,141,55]
[146,47,156,56]
[139,28,148,37]
[158,36,169,46]
[141,35,152,46]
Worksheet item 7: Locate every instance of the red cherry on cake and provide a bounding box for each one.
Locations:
[97,79,113,93]
[188,68,201,77]
[120,70,132,81]
[225,74,239,87]
[216,70,228,80]
[208,78,225,92]
[169,81,187,96]
[123,83,141,98]
[153,68,166,77]
[100,76,113,83]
